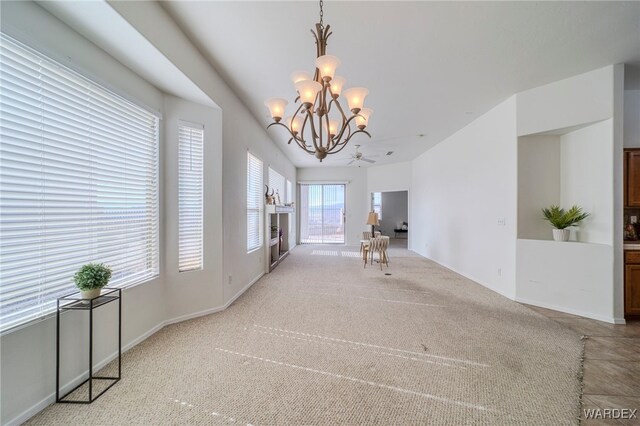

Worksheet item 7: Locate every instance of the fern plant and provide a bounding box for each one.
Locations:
[74,263,112,291]
[542,205,590,229]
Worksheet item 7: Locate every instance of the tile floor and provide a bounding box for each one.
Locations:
[526,305,640,425]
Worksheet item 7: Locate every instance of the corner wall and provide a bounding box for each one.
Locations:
[410,97,518,299]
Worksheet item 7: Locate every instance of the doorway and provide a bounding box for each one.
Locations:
[300,184,346,244]
[371,190,409,247]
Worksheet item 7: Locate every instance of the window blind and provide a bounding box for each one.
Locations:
[247,152,263,252]
[286,179,292,204]
[178,122,204,272]
[0,34,160,333]
[300,184,345,244]
[268,167,285,204]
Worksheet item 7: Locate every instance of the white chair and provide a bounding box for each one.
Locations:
[361,231,373,254]
[363,236,390,269]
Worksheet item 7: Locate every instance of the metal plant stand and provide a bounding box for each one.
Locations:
[56,287,121,403]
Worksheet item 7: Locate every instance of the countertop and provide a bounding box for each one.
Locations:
[625,243,640,250]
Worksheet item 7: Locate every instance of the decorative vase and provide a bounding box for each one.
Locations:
[81,288,101,300]
[552,228,570,242]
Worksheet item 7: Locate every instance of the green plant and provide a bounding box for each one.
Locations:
[74,263,112,291]
[542,205,590,229]
[270,225,278,232]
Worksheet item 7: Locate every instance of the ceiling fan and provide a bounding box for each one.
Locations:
[346,145,377,166]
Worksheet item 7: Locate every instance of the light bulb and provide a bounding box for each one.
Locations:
[328,119,339,136]
[329,76,346,98]
[294,80,322,107]
[264,98,288,122]
[290,70,312,85]
[315,55,341,81]
[342,87,369,113]
[355,108,373,129]
[286,115,303,134]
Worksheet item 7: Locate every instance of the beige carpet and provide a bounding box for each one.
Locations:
[27,243,583,425]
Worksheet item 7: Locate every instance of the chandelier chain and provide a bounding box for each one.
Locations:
[319,0,324,28]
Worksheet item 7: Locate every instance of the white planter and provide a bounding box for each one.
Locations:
[552,228,570,242]
[80,288,101,300]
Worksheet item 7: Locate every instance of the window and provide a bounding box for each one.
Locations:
[300,184,346,244]
[372,192,382,219]
[0,34,160,333]
[178,122,204,272]
[268,167,285,205]
[286,179,292,204]
[247,152,263,252]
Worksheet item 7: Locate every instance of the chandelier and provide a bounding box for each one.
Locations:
[264,0,372,162]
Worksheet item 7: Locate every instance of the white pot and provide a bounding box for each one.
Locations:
[552,228,570,242]
[81,288,101,300]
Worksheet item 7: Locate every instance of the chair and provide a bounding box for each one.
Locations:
[374,231,381,237]
[361,231,372,254]
[377,236,390,269]
[363,236,390,269]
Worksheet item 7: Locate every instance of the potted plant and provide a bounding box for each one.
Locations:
[270,225,278,239]
[74,263,112,300]
[542,205,590,242]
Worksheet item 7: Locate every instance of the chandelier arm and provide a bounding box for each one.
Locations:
[331,99,350,139]
[323,112,331,149]
[326,129,371,155]
[267,122,314,154]
[305,108,322,152]
[332,113,359,144]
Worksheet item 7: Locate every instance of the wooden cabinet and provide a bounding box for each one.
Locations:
[625,149,640,207]
[625,251,640,316]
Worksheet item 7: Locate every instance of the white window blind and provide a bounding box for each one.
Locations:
[0,34,160,333]
[286,179,292,204]
[178,122,204,272]
[247,152,263,252]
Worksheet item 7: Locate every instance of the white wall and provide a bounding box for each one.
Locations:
[625,90,640,148]
[516,66,615,136]
[162,96,224,320]
[560,120,614,244]
[410,97,518,299]
[516,240,614,322]
[517,135,561,240]
[514,65,624,323]
[367,161,411,193]
[297,167,368,246]
[379,191,408,236]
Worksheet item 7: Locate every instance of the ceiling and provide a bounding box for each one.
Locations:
[158,1,640,168]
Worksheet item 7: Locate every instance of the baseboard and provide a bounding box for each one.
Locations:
[5,274,265,426]
[514,296,622,324]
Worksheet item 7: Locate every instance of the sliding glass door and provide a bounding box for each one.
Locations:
[300,184,346,244]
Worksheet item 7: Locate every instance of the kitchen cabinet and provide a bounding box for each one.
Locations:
[625,251,640,316]
[625,149,640,207]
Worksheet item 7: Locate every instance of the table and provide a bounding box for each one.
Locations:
[394,229,408,238]
[57,287,121,404]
